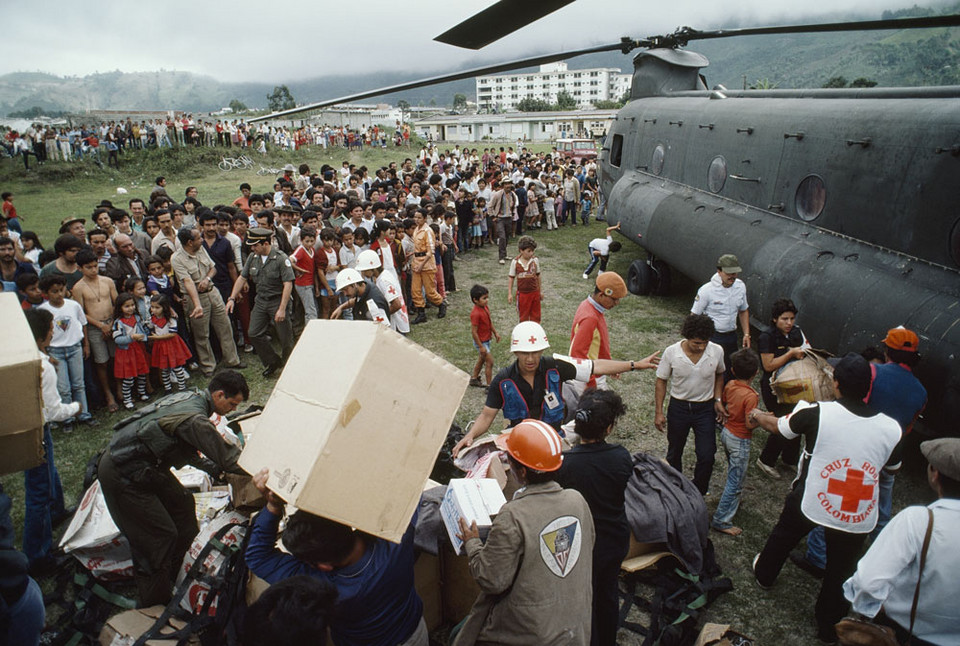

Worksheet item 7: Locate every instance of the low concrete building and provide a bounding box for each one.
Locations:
[412,109,617,143]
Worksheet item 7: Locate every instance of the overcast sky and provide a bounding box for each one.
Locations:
[0,0,920,82]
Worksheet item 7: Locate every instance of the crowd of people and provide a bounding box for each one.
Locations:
[1,118,416,170]
[1,140,957,646]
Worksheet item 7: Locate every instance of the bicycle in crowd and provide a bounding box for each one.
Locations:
[218,154,254,171]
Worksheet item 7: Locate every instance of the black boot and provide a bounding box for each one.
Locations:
[412,308,427,325]
[438,302,447,319]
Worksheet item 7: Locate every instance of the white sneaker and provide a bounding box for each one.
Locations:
[499,259,506,265]
[582,273,590,280]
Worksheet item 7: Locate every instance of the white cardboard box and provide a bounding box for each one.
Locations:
[239,320,469,543]
[440,478,507,554]
[0,293,44,474]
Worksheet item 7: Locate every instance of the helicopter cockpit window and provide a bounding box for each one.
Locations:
[708,156,727,193]
[610,134,623,167]
[651,144,665,175]
[796,174,826,221]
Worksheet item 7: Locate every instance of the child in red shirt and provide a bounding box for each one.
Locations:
[711,349,761,536]
[291,227,318,322]
[507,236,541,323]
[469,284,500,388]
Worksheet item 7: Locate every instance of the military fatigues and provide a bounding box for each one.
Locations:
[243,246,295,369]
[98,390,241,606]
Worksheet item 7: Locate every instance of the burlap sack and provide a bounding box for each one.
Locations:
[769,349,836,404]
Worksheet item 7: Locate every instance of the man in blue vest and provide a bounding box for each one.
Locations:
[453,321,658,457]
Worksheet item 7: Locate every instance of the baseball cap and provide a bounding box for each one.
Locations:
[596,272,627,299]
[717,254,742,273]
[921,438,960,480]
[883,326,920,352]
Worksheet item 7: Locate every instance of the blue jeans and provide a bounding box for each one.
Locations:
[806,525,827,569]
[712,428,751,529]
[665,399,717,494]
[47,342,91,421]
[871,470,895,541]
[23,425,66,564]
[2,576,45,646]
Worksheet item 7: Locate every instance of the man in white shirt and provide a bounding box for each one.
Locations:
[691,254,751,381]
[843,438,960,646]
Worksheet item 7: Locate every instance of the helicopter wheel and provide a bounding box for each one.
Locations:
[627,259,654,296]
[652,260,672,296]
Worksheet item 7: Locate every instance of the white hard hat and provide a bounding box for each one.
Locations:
[336,268,363,292]
[511,321,550,352]
[355,249,381,271]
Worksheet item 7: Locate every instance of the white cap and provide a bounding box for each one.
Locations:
[335,268,363,292]
[355,249,381,271]
[511,321,550,352]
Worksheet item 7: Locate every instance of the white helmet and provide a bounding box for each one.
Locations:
[355,249,381,272]
[511,321,550,352]
[336,268,363,292]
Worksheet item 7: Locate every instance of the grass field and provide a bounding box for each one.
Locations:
[0,145,931,645]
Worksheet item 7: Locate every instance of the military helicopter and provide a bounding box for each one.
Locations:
[251,6,960,439]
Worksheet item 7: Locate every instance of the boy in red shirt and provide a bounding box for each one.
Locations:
[711,348,760,536]
[291,227,318,322]
[469,284,500,388]
[507,235,541,323]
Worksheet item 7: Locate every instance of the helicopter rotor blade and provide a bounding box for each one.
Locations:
[248,39,636,122]
[671,13,960,46]
[434,0,576,50]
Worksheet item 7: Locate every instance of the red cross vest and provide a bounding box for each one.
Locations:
[800,401,901,533]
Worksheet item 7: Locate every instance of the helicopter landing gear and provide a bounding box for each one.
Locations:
[627,258,672,296]
[652,259,672,296]
[628,259,654,296]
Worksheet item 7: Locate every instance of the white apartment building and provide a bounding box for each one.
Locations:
[476,61,631,112]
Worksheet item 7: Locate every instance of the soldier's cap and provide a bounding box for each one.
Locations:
[883,326,920,353]
[921,438,960,480]
[245,227,272,246]
[717,254,742,274]
[596,272,627,299]
[58,216,85,233]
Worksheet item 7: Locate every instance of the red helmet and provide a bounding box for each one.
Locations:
[495,419,564,472]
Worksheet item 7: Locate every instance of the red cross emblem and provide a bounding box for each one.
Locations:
[826,469,874,512]
[387,285,396,295]
[529,335,537,344]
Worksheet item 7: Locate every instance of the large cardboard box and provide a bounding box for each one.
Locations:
[0,293,44,474]
[239,320,469,543]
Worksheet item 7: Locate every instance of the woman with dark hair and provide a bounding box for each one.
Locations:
[755,298,811,478]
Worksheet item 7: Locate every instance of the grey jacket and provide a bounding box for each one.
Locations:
[454,481,595,646]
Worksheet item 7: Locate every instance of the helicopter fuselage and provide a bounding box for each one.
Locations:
[600,50,960,437]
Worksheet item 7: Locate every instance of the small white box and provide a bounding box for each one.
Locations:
[440,478,507,554]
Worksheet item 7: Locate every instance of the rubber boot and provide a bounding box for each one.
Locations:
[438,302,447,319]
[412,308,427,325]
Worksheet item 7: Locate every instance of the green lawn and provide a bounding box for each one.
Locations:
[0,145,930,645]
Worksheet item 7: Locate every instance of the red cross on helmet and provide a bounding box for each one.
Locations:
[495,419,564,472]
[511,321,550,352]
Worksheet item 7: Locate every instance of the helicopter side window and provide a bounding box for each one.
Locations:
[610,134,623,167]
[651,144,665,175]
[708,156,727,193]
[796,174,826,221]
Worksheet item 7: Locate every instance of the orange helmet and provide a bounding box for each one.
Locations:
[495,419,564,472]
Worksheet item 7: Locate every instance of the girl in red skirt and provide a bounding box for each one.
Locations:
[148,294,192,392]
[112,293,150,409]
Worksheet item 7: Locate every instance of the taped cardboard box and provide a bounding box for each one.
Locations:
[440,478,506,555]
[239,320,469,543]
[0,293,44,475]
[99,605,199,646]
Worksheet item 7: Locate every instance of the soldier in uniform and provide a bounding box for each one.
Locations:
[225,227,294,377]
[97,370,249,606]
